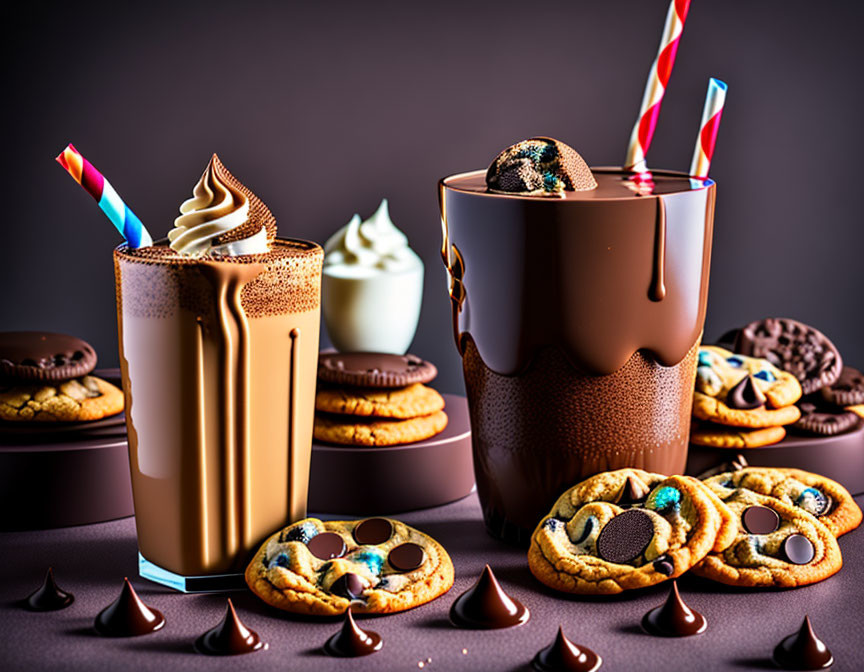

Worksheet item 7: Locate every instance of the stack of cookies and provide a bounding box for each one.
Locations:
[690,345,802,449]
[735,317,863,438]
[527,466,861,595]
[313,352,448,447]
[0,331,124,423]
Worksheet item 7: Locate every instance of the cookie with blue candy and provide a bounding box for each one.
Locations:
[691,488,842,588]
[702,466,862,537]
[527,469,736,595]
[245,516,453,616]
[692,345,802,430]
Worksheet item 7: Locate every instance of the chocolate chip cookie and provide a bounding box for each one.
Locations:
[735,318,843,395]
[703,466,862,537]
[0,376,124,422]
[527,469,736,595]
[315,383,445,419]
[691,491,842,588]
[313,410,448,446]
[245,517,454,616]
[690,422,786,449]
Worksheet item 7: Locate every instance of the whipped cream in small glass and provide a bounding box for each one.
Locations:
[322,199,424,354]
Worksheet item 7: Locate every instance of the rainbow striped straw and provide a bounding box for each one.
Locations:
[690,78,727,178]
[624,0,692,173]
[55,144,153,248]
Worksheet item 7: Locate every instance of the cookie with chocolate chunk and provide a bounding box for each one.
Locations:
[318,352,437,388]
[821,366,864,407]
[703,466,862,537]
[527,469,736,595]
[691,491,842,588]
[0,376,124,422]
[245,517,454,616]
[0,332,97,383]
[735,318,843,395]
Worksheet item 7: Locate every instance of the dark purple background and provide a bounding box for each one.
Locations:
[2,0,863,393]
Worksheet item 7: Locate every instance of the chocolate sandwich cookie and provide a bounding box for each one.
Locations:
[793,399,860,437]
[735,318,843,395]
[703,466,862,537]
[821,366,864,407]
[318,352,437,388]
[0,332,97,383]
[245,517,454,616]
[527,469,736,595]
[691,490,842,588]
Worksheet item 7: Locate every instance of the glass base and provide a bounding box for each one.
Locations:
[138,553,245,593]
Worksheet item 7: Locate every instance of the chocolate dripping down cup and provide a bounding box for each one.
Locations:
[439,168,715,545]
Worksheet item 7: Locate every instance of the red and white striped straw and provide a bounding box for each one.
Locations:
[624,0,692,173]
[690,78,727,178]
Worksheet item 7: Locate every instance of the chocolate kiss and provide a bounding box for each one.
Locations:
[532,626,602,672]
[615,476,649,507]
[449,564,529,629]
[641,581,706,637]
[772,616,833,670]
[324,608,382,657]
[726,375,766,410]
[94,577,165,637]
[25,567,74,611]
[195,598,265,655]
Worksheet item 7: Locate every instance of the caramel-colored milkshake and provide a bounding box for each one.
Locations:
[114,155,322,588]
[440,140,715,545]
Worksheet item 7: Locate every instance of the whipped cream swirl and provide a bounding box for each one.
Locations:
[323,199,422,277]
[168,156,268,257]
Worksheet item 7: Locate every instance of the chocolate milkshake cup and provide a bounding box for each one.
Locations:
[114,155,322,590]
[439,139,715,544]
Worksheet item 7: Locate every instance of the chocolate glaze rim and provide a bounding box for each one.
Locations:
[114,237,323,265]
[440,167,714,202]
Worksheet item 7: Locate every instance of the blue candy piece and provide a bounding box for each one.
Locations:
[351,549,385,576]
[269,552,291,569]
[648,486,682,513]
[726,356,744,368]
[543,518,563,532]
[754,369,777,383]
[282,521,318,544]
[698,351,714,368]
[796,488,831,517]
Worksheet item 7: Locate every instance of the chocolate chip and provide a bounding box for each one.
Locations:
[653,555,675,576]
[782,534,815,565]
[596,509,654,564]
[353,518,393,546]
[615,476,649,507]
[387,543,425,572]
[742,505,780,535]
[726,375,766,410]
[306,532,346,560]
[330,572,365,599]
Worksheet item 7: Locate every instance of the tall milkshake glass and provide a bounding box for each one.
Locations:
[439,167,714,545]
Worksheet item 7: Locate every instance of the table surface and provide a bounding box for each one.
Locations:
[1,493,862,672]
